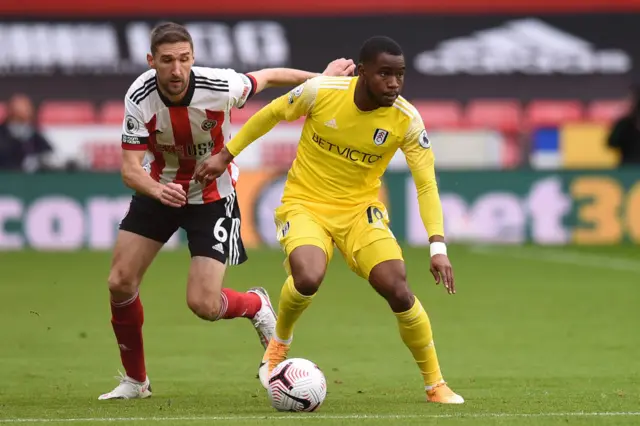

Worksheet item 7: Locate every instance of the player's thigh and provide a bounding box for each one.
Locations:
[181,193,248,266]
[109,195,179,296]
[181,194,246,318]
[185,256,227,320]
[353,238,404,281]
[119,194,181,245]
[341,202,403,279]
[275,204,333,293]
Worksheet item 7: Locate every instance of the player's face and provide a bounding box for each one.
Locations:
[148,42,195,97]
[364,53,405,107]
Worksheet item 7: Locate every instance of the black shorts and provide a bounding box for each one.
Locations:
[119,192,247,265]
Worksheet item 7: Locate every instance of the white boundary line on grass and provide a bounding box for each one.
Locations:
[1,412,639,423]
[469,246,640,272]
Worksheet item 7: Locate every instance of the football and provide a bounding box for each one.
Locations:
[267,358,327,412]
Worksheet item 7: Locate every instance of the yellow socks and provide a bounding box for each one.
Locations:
[274,276,314,343]
[274,278,443,387]
[394,297,444,387]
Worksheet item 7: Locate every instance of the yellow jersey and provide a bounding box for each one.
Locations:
[226,76,444,237]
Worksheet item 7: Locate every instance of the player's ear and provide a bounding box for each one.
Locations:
[356,63,365,77]
[147,53,155,69]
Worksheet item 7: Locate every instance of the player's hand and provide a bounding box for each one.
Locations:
[430,254,455,295]
[195,150,232,185]
[159,182,187,208]
[323,58,356,77]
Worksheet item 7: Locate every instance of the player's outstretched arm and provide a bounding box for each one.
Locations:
[400,115,455,294]
[195,77,321,184]
[249,58,355,94]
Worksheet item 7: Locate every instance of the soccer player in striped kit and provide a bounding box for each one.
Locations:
[99,22,355,400]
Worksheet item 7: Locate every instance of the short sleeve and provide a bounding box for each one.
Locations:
[121,97,149,151]
[226,70,257,109]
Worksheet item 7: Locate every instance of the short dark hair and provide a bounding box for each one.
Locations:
[358,36,403,64]
[150,22,193,55]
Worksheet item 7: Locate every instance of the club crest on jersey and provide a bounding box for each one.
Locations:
[125,115,140,134]
[418,129,431,149]
[373,129,389,146]
[201,119,217,131]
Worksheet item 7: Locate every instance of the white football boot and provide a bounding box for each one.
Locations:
[98,371,152,400]
[247,287,277,349]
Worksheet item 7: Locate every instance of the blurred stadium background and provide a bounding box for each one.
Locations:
[1,1,639,424]
[2,0,640,249]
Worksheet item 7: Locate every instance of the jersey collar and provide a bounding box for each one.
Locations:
[157,70,196,107]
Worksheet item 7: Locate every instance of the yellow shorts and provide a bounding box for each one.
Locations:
[274,200,404,279]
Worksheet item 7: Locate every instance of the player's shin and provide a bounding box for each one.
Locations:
[394,296,444,388]
[275,276,314,343]
[110,292,147,383]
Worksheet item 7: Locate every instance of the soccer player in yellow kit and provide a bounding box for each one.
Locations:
[196,36,463,404]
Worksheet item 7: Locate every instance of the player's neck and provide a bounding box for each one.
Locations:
[156,72,194,106]
[353,83,379,112]
[158,86,187,105]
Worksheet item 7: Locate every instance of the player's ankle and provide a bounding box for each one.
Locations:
[273,334,292,345]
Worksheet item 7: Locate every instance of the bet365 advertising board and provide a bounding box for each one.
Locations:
[1,169,638,250]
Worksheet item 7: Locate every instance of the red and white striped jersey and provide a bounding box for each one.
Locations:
[121,66,256,204]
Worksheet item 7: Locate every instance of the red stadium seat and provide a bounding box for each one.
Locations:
[0,103,6,122]
[38,100,97,125]
[100,101,126,125]
[413,100,463,129]
[87,143,122,171]
[262,143,297,170]
[465,99,522,132]
[231,100,305,125]
[525,100,584,128]
[587,99,629,123]
[231,100,268,124]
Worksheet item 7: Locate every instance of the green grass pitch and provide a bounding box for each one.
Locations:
[0,245,638,425]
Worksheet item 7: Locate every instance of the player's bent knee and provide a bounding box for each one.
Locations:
[187,296,221,321]
[292,268,325,296]
[388,280,415,312]
[289,245,327,296]
[369,260,414,312]
[107,268,139,299]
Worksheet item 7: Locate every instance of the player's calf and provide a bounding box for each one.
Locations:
[186,284,221,320]
[368,259,414,313]
[359,244,464,403]
[185,257,263,322]
[187,294,222,320]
